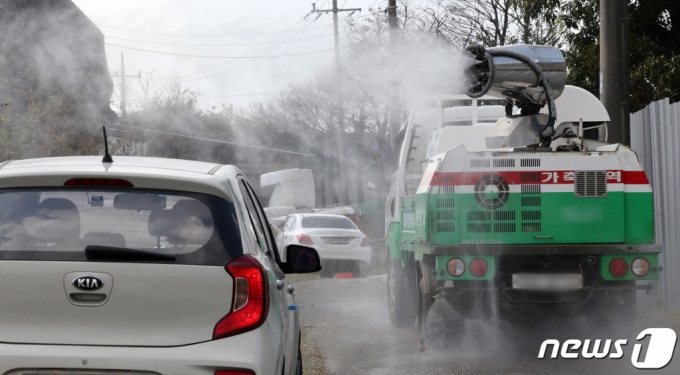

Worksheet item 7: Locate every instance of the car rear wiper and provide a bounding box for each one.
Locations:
[85,245,176,262]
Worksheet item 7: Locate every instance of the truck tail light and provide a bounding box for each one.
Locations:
[213,255,269,340]
[631,258,650,277]
[609,257,628,278]
[360,237,371,247]
[297,233,314,245]
[447,258,465,277]
[469,258,488,277]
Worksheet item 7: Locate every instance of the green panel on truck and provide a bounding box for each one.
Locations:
[387,222,401,260]
[425,191,653,246]
[624,192,654,244]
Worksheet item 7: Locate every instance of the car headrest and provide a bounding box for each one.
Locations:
[83,232,126,248]
[167,200,213,245]
[26,198,80,240]
[148,209,174,237]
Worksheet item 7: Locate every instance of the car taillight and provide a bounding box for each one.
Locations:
[215,370,255,375]
[469,258,488,278]
[447,258,465,277]
[360,237,371,247]
[297,233,314,245]
[213,254,269,340]
[609,257,628,278]
[64,178,133,187]
[631,258,650,277]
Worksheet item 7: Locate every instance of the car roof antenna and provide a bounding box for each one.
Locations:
[102,126,113,163]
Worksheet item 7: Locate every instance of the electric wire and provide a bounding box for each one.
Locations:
[95,22,338,37]
[104,43,334,59]
[198,92,278,100]
[157,17,330,81]
[108,124,314,156]
[161,24,336,83]
[158,18,316,80]
[104,33,336,48]
[260,0,308,30]
[159,12,372,83]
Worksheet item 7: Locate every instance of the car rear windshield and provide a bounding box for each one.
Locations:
[301,216,357,229]
[0,188,242,265]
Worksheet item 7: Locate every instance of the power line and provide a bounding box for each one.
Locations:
[95,22,335,37]
[158,17,332,81]
[160,18,314,80]
[159,12,371,82]
[260,0,308,31]
[199,92,278,100]
[108,124,315,157]
[104,33,336,48]
[104,43,334,59]
[160,24,336,83]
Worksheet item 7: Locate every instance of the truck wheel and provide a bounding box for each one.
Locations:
[388,258,417,327]
[417,279,433,344]
[319,261,334,278]
[419,280,465,348]
[354,262,368,278]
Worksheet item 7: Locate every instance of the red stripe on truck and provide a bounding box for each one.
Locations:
[420,170,649,187]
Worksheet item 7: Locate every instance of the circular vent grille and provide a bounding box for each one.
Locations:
[474,174,510,209]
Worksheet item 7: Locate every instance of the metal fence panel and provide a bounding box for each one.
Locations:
[631,99,680,310]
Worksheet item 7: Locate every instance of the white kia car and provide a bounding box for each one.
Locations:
[276,214,372,278]
[0,155,321,375]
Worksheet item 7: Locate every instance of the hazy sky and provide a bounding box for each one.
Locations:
[72,0,384,112]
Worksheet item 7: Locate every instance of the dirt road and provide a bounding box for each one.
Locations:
[295,275,679,375]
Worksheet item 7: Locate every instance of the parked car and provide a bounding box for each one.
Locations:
[276,213,372,278]
[0,156,321,375]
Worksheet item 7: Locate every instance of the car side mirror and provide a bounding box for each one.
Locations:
[283,245,322,274]
[365,164,385,191]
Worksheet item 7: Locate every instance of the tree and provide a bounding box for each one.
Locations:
[557,0,679,111]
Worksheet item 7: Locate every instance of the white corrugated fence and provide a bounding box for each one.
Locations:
[631,98,680,310]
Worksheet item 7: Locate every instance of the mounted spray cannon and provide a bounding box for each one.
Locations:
[464,44,567,148]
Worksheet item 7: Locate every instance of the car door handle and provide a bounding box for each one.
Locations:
[276,279,285,290]
[287,285,295,295]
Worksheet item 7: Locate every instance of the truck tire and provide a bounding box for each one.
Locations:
[417,279,433,344]
[419,281,466,348]
[354,261,368,278]
[388,258,417,327]
[319,261,334,278]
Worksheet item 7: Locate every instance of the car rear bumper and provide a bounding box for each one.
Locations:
[317,246,372,265]
[0,328,275,375]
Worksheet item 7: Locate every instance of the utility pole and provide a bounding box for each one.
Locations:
[387,0,401,169]
[110,52,141,123]
[309,2,361,206]
[600,0,630,145]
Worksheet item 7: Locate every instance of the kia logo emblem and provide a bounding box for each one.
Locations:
[73,275,104,291]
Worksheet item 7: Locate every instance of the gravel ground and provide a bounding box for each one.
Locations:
[293,275,680,375]
[300,330,329,375]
